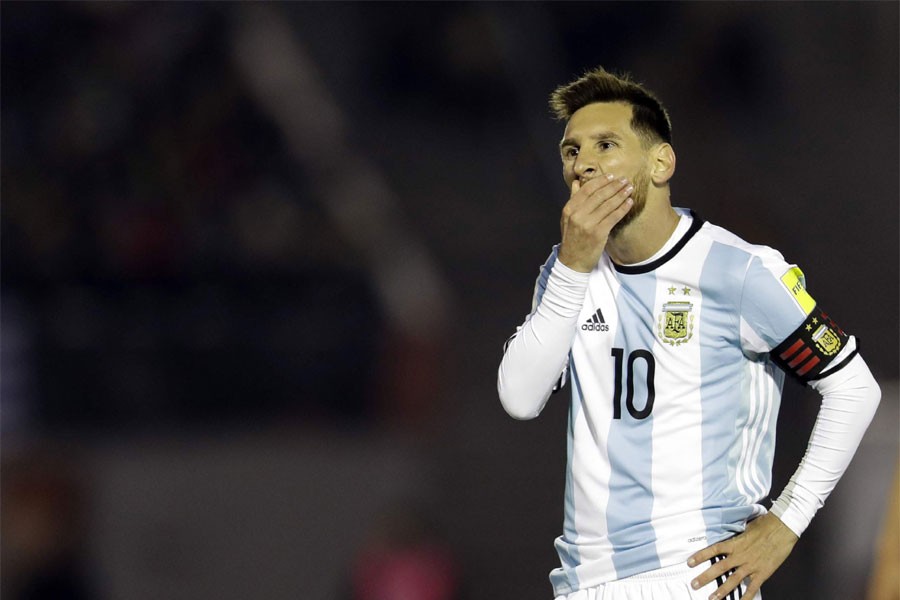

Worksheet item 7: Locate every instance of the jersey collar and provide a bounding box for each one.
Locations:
[613,210,705,274]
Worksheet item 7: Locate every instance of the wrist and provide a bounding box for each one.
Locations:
[765,511,800,542]
[557,248,598,273]
[770,494,810,538]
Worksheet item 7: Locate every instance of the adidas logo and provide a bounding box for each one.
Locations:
[581,308,609,332]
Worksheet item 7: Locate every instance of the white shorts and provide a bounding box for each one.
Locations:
[554,557,760,600]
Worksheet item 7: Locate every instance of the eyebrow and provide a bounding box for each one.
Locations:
[559,130,624,149]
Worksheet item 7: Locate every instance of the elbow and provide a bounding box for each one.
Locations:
[501,399,541,421]
[497,376,544,421]
[848,356,882,423]
[857,355,882,411]
[867,374,882,415]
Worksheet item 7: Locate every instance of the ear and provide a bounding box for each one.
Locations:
[650,143,676,185]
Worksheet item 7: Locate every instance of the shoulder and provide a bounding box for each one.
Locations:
[693,216,791,276]
[693,218,811,321]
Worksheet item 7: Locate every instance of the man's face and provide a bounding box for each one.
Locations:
[559,102,653,234]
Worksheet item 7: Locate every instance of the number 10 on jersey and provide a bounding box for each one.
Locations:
[610,348,656,419]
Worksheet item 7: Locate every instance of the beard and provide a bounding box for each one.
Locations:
[610,166,652,238]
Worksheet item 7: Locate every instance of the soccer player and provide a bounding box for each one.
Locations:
[497,67,881,600]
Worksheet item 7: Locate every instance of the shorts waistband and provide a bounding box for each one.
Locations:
[621,560,698,582]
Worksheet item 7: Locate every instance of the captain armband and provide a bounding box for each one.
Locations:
[771,305,856,382]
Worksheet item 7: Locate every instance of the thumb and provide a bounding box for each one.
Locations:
[570,179,580,196]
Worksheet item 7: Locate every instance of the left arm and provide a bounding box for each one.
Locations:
[688,349,881,599]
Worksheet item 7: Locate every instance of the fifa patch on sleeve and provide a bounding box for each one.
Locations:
[771,305,849,381]
[780,267,816,315]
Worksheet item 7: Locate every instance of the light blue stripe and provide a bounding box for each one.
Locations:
[550,360,582,593]
[607,270,660,577]
[564,361,582,542]
[740,256,806,347]
[541,247,580,595]
[752,361,782,498]
[740,260,802,506]
[699,242,756,541]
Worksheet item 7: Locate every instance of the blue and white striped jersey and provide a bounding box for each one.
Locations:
[507,209,858,595]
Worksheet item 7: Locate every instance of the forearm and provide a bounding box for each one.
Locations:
[497,261,589,419]
[770,347,881,536]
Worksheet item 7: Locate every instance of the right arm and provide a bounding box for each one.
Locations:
[497,254,589,419]
[497,174,634,419]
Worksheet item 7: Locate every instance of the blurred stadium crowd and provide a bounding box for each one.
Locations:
[4,3,396,428]
[1,2,897,600]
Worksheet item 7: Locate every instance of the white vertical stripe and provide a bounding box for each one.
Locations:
[735,360,777,504]
[649,235,709,562]
[567,264,621,578]
[735,362,758,504]
[747,363,773,499]
[738,362,768,502]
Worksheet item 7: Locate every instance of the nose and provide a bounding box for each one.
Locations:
[574,151,601,181]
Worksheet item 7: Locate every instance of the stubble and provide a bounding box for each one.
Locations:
[610,166,652,238]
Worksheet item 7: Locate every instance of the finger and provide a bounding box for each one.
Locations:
[689,558,734,591]
[588,179,633,217]
[585,177,633,217]
[743,578,762,600]
[604,194,633,225]
[570,173,618,201]
[562,175,631,241]
[581,175,628,206]
[564,176,594,213]
[577,193,633,235]
[564,175,623,221]
[708,568,748,600]
[688,541,730,567]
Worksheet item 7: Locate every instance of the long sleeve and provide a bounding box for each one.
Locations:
[497,254,590,420]
[770,350,881,536]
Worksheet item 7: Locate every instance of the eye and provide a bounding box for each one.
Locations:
[562,147,579,159]
[598,141,616,151]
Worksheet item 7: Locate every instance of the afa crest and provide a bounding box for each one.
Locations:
[658,301,694,346]
[812,324,841,356]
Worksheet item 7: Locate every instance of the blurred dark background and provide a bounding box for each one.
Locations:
[2,2,897,599]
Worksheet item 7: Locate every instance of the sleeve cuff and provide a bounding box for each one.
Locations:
[536,259,590,318]
[770,482,819,537]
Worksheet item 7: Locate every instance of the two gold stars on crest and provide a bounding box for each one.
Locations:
[668,286,692,296]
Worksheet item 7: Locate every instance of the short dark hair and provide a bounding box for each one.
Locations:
[549,67,672,146]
